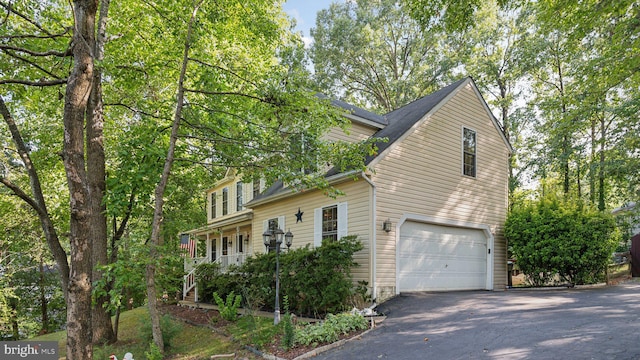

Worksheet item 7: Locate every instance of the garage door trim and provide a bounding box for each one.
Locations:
[395,214,494,294]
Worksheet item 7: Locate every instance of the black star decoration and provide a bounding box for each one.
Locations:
[295,208,304,223]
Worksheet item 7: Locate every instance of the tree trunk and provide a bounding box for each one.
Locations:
[145,3,202,352]
[63,0,97,358]
[598,115,606,211]
[39,257,50,334]
[88,66,116,345]
[88,0,116,345]
[0,98,70,300]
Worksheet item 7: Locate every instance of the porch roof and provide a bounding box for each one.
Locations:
[184,210,253,237]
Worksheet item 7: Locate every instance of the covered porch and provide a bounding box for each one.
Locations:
[182,211,254,302]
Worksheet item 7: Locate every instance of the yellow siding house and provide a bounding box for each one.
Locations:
[182,77,512,303]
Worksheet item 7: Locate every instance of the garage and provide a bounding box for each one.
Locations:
[398,221,491,292]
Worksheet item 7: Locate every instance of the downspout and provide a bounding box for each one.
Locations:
[361,172,377,302]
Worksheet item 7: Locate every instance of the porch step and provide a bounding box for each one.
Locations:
[184,289,196,302]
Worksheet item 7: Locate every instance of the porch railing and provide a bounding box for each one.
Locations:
[183,256,206,301]
[215,253,249,270]
[183,254,249,301]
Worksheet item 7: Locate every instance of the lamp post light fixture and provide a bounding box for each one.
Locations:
[262,228,293,325]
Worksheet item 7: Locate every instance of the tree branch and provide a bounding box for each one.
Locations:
[0,1,54,36]
[0,78,67,86]
[0,44,71,57]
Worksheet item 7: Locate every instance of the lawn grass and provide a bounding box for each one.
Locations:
[30,307,263,360]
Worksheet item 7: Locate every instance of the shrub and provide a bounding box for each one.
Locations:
[294,313,369,347]
[506,195,619,286]
[213,291,242,322]
[139,314,182,348]
[203,235,364,318]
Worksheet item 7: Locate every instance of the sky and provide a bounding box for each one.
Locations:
[283,0,343,47]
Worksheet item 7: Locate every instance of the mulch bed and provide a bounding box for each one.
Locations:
[159,304,368,360]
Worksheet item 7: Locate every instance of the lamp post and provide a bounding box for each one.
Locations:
[263,228,293,325]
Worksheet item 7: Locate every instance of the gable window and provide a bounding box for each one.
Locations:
[210,192,217,219]
[313,203,348,247]
[222,187,229,215]
[463,127,477,178]
[236,182,244,211]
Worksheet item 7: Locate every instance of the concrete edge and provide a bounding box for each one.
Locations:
[506,283,608,291]
[244,317,385,360]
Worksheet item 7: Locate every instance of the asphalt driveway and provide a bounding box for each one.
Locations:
[313,280,640,360]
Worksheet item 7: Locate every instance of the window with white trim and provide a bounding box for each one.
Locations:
[463,127,477,178]
[252,178,261,199]
[222,187,229,215]
[210,192,217,219]
[222,236,229,256]
[236,182,244,211]
[237,234,244,253]
[314,203,348,247]
[322,205,338,242]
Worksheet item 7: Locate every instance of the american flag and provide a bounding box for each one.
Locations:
[180,234,196,257]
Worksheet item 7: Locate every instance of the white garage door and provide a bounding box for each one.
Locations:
[398,222,488,291]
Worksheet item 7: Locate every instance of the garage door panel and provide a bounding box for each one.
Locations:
[399,222,487,292]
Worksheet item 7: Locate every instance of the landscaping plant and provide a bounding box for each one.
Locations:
[213,292,242,322]
[204,236,364,318]
[506,194,619,286]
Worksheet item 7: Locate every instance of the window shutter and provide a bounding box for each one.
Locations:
[263,220,268,235]
[314,208,322,248]
[278,215,286,231]
[337,202,348,240]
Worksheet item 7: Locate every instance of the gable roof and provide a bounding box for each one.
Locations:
[249,77,511,206]
[364,77,468,166]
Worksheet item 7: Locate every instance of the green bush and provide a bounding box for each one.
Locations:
[213,291,242,322]
[203,235,364,318]
[294,313,369,347]
[506,194,619,286]
[139,314,182,349]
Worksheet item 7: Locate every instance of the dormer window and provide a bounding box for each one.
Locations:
[252,178,261,199]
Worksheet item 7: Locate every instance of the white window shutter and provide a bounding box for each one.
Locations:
[314,208,322,248]
[278,215,286,231]
[337,202,348,240]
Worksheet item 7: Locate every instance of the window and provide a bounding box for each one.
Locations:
[237,234,244,253]
[290,133,318,174]
[463,127,476,178]
[222,187,229,215]
[211,241,217,261]
[266,218,279,253]
[222,237,228,256]
[313,203,347,246]
[252,178,261,199]
[210,192,217,219]
[322,205,338,242]
[236,182,243,211]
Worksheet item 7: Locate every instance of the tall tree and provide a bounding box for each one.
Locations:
[461,4,528,201]
[310,0,459,112]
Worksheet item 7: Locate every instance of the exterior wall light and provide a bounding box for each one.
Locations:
[383,219,392,232]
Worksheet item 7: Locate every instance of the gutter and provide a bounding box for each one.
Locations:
[361,171,377,302]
